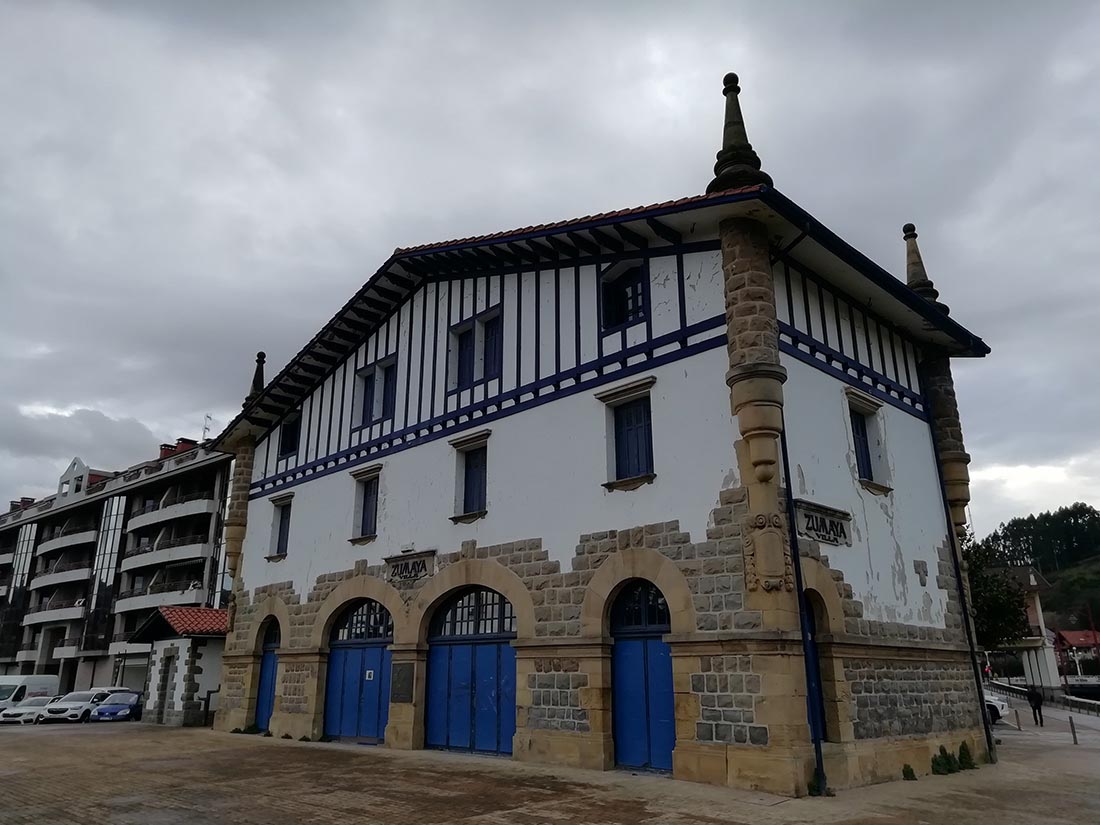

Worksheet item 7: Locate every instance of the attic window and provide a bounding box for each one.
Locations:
[279,414,301,458]
[601,262,646,331]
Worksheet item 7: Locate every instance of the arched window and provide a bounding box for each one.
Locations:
[430,587,516,640]
[610,579,670,636]
[261,620,280,651]
[330,600,394,644]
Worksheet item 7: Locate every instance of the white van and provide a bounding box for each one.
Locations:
[0,676,60,710]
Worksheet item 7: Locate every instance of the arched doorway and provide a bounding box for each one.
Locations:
[425,586,517,754]
[803,590,831,742]
[323,599,394,742]
[611,579,674,771]
[254,620,280,732]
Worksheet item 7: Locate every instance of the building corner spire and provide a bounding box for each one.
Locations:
[902,223,949,314]
[706,72,773,194]
[244,351,266,408]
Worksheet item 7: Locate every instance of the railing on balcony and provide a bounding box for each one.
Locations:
[0,576,11,588]
[134,501,160,517]
[29,598,85,613]
[61,523,96,537]
[161,491,215,508]
[47,560,93,575]
[112,632,132,643]
[124,534,207,559]
[150,579,202,594]
[54,637,82,649]
[20,642,37,651]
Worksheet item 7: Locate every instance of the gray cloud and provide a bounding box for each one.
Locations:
[1,0,1097,535]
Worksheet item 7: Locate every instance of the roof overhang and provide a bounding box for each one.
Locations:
[215,185,988,449]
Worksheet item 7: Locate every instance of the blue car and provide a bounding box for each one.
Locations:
[91,691,143,722]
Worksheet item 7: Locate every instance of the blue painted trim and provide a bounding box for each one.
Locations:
[248,324,728,499]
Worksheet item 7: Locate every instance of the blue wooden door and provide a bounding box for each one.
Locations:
[323,600,394,742]
[611,580,674,771]
[255,650,278,731]
[425,587,516,754]
[324,644,392,741]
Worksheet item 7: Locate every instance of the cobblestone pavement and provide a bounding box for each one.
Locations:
[0,722,1097,824]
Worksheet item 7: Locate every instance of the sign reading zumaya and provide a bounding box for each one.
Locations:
[384,550,437,582]
[795,500,853,547]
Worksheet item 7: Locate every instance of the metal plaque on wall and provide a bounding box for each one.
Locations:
[390,662,414,703]
[384,549,437,583]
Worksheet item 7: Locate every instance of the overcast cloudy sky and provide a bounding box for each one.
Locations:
[1,0,1097,537]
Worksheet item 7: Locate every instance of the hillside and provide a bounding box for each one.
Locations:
[1041,555,1100,630]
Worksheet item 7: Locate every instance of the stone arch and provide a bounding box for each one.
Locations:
[309,575,407,650]
[248,595,294,655]
[403,558,536,645]
[580,546,696,638]
[799,558,846,635]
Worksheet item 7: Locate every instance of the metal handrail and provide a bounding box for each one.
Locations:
[19,642,36,651]
[29,598,84,613]
[161,491,215,508]
[47,560,92,575]
[149,579,202,594]
[112,632,132,643]
[60,523,95,537]
[157,534,208,551]
[55,637,81,648]
[134,501,160,516]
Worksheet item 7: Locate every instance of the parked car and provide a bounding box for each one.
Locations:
[0,676,60,710]
[0,695,60,725]
[37,690,114,723]
[984,692,1010,723]
[91,691,143,722]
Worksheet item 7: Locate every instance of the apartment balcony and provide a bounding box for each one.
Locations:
[15,643,38,663]
[109,632,152,657]
[120,534,212,573]
[52,637,83,660]
[21,599,87,626]
[0,578,9,599]
[0,551,14,566]
[127,492,218,532]
[36,526,98,557]
[29,560,93,591]
[114,581,208,613]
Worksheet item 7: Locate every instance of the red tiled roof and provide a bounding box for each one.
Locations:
[158,606,228,637]
[393,186,762,255]
[1058,630,1100,648]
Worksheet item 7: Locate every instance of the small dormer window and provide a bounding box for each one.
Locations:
[278,414,301,458]
[73,476,83,493]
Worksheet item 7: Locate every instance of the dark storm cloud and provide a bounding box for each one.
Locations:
[1,0,1097,531]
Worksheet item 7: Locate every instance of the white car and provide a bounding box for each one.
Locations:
[984,693,1010,723]
[0,695,60,725]
[37,690,114,724]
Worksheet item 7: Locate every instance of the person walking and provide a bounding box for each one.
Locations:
[1026,685,1045,727]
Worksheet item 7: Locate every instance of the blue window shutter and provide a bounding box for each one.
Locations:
[484,316,501,380]
[457,329,475,389]
[381,364,397,419]
[463,447,487,513]
[361,477,378,537]
[276,502,292,556]
[850,409,873,481]
[361,373,375,425]
[615,397,654,480]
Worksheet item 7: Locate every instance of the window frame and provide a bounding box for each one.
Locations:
[448,430,491,522]
[357,356,398,427]
[446,305,504,396]
[845,389,892,495]
[349,465,382,545]
[268,494,294,560]
[599,260,648,334]
[277,414,301,459]
[595,376,658,491]
[613,396,655,481]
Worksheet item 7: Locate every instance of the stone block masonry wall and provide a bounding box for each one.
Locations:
[692,655,766,745]
[843,658,981,740]
[527,658,589,734]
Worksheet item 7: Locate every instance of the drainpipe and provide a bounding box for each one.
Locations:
[777,420,827,793]
[919,364,997,764]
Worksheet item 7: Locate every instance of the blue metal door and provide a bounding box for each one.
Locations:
[425,587,517,754]
[323,600,394,742]
[611,580,674,771]
[254,621,280,732]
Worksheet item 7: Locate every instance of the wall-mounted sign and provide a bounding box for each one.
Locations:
[384,549,437,583]
[795,500,853,547]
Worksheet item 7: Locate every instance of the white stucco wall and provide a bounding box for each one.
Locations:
[194,638,224,713]
[241,346,739,595]
[782,354,951,627]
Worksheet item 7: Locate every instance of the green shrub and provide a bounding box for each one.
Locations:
[931,753,948,775]
[958,742,977,770]
[262,731,273,738]
[902,763,917,781]
[318,734,336,743]
[230,728,244,734]
[281,733,293,740]
[243,723,260,735]
[299,736,311,742]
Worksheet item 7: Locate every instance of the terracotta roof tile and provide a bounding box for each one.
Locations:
[158,606,228,637]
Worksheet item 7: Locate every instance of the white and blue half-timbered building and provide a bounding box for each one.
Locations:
[212,74,992,795]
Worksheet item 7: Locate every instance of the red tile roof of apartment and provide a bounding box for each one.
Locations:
[158,606,229,637]
[1057,629,1100,648]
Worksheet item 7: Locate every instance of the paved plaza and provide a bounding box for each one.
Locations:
[0,696,1097,825]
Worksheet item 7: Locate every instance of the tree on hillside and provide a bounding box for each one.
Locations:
[980,502,1100,573]
[963,529,1030,650]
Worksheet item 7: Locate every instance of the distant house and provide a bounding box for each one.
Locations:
[993,566,1061,695]
[1055,629,1100,668]
[130,606,227,726]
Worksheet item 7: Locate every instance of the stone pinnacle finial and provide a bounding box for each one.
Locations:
[902,223,949,314]
[706,72,773,194]
[244,351,266,408]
